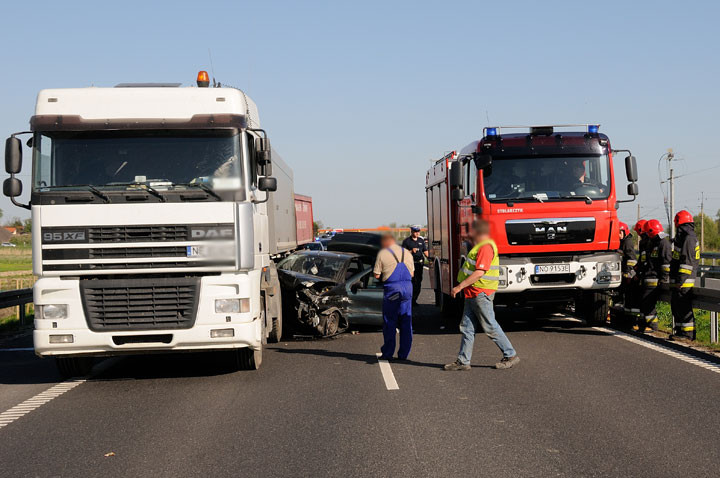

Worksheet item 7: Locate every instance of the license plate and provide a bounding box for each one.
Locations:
[534,264,570,274]
[186,246,200,257]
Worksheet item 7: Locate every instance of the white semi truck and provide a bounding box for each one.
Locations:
[3,71,310,376]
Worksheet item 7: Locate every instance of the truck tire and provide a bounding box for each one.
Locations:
[578,291,609,326]
[267,289,283,343]
[236,346,262,370]
[55,356,93,379]
[433,267,443,309]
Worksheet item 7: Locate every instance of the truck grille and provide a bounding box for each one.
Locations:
[505,218,595,246]
[87,225,189,243]
[80,278,200,331]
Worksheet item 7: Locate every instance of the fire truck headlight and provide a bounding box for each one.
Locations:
[599,261,620,272]
[215,298,250,314]
[497,266,508,289]
[39,304,68,320]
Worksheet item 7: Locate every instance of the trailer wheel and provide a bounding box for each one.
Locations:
[55,356,93,379]
[268,288,283,343]
[236,346,262,370]
[578,291,609,326]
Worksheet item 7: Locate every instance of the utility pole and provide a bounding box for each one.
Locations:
[667,149,676,237]
[700,192,705,254]
[637,203,641,224]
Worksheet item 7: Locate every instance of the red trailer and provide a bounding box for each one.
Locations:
[426,125,639,324]
[294,194,314,245]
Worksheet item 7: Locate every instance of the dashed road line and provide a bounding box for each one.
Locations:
[0,379,86,429]
[594,327,720,374]
[376,353,399,390]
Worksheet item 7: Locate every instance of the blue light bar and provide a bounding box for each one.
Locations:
[588,124,599,134]
[486,127,498,137]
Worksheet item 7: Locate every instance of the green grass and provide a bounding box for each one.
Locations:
[656,301,719,350]
[0,312,34,332]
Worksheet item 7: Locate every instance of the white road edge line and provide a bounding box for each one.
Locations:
[593,326,720,375]
[0,379,86,429]
[376,353,400,390]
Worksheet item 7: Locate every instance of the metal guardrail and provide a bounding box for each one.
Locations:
[0,288,33,326]
[657,286,720,343]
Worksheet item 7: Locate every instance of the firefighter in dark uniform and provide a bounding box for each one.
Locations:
[618,222,637,318]
[639,219,671,332]
[670,210,700,340]
[402,225,428,306]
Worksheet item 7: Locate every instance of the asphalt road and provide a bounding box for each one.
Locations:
[1,277,720,477]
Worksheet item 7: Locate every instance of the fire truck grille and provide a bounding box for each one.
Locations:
[80,278,200,331]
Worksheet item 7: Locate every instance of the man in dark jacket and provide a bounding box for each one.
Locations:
[618,222,638,320]
[670,210,700,340]
[401,226,428,306]
[639,219,671,332]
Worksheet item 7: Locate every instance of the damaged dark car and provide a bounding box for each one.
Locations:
[277,233,384,337]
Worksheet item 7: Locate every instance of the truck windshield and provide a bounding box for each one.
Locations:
[32,130,243,192]
[482,155,610,202]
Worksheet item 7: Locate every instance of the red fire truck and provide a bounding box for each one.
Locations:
[426,125,638,324]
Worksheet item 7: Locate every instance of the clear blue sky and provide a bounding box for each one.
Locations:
[1,0,719,228]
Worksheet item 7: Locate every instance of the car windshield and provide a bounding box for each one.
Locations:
[278,254,348,280]
[482,155,610,202]
[32,130,243,192]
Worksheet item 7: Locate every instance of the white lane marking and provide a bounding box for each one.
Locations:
[376,353,399,390]
[0,348,34,352]
[0,379,86,429]
[593,327,720,375]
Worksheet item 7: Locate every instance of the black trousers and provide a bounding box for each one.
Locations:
[640,286,660,331]
[671,287,695,339]
[412,262,423,304]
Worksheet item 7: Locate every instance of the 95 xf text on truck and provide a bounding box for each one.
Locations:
[426,125,638,324]
[3,71,312,376]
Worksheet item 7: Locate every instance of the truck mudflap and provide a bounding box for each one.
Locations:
[496,252,622,294]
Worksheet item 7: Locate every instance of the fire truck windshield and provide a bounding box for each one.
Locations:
[482,155,610,202]
[32,130,243,193]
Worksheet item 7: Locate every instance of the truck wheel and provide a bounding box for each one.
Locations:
[267,289,283,343]
[55,356,93,379]
[433,268,444,309]
[236,346,262,370]
[578,291,609,326]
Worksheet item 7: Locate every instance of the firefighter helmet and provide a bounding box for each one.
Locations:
[619,222,629,236]
[634,219,647,234]
[674,210,694,227]
[644,219,663,237]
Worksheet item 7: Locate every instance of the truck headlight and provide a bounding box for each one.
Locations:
[39,304,68,320]
[215,298,250,314]
[599,261,620,272]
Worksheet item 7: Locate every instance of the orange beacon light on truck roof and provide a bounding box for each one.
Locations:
[197,70,210,87]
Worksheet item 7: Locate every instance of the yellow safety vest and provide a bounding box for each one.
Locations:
[456,239,500,290]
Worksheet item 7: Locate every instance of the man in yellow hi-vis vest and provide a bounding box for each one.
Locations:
[444,220,519,370]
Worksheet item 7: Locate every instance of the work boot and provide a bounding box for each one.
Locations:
[443,360,471,371]
[495,355,520,370]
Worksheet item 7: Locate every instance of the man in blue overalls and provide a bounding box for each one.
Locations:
[373,233,415,360]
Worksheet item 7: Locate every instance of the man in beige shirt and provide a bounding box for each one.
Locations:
[373,233,414,360]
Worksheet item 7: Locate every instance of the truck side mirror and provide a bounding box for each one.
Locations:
[627,182,639,196]
[3,177,22,198]
[451,188,464,201]
[258,176,277,192]
[256,137,271,165]
[449,163,463,188]
[5,137,22,174]
[625,155,638,182]
[473,153,492,170]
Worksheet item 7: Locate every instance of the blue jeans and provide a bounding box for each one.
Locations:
[457,293,516,364]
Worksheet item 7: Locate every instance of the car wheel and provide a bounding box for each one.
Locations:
[320,310,341,337]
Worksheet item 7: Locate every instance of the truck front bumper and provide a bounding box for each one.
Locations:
[496,252,621,294]
[32,272,263,357]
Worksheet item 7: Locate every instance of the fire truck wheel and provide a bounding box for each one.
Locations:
[578,291,609,326]
[236,346,262,370]
[55,356,94,378]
